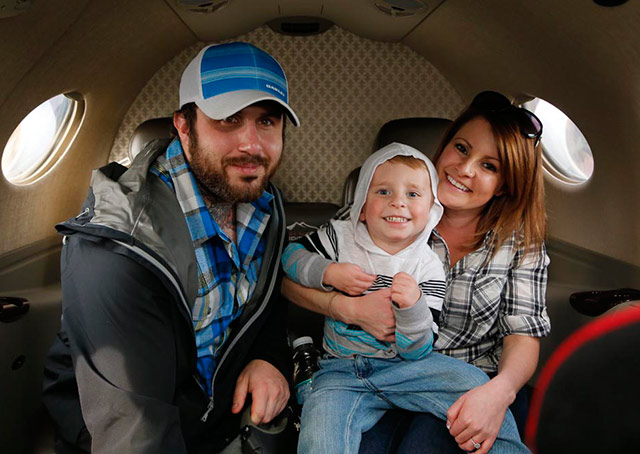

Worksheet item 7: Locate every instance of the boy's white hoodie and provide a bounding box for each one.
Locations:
[282,142,447,358]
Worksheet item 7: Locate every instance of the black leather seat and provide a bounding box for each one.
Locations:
[342,117,452,206]
[128,117,174,161]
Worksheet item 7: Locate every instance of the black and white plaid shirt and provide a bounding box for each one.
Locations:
[429,229,551,373]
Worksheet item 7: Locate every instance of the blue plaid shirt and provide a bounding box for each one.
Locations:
[151,139,273,395]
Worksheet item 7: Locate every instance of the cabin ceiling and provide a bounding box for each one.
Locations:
[163,0,446,42]
[0,0,639,266]
[2,0,638,119]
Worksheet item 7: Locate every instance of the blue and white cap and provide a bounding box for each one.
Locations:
[179,42,299,126]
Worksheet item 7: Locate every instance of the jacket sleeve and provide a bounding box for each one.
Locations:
[393,295,434,360]
[60,236,189,454]
[280,222,339,290]
[393,255,447,360]
[245,266,293,382]
[281,243,333,290]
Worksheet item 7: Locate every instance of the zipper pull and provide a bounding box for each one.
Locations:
[200,397,214,422]
[75,207,90,220]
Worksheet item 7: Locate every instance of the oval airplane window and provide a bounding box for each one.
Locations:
[2,93,84,185]
[520,97,594,184]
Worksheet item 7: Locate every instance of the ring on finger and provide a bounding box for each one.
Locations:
[470,438,481,450]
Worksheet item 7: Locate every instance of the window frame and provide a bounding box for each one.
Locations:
[2,92,85,186]
[517,96,594,187]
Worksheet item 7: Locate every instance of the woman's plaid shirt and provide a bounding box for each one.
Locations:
[429,229,551,373]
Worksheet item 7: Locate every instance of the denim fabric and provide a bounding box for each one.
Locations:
[359,381,532,453]
[359,384,531,453]
[297,353,528,454]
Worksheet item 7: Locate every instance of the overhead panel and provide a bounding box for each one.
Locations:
[323,0,444,41]
[166,0,445,42]
[174,0,230,14]
[277,0,324,16]
[0,0,33,18]
[167,0,278,41]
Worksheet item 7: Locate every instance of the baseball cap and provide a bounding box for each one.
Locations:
[179,42,300,126]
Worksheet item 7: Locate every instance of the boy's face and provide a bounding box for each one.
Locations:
[359,160,433,255]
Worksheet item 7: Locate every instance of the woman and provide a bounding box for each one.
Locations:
[282,91,550,453]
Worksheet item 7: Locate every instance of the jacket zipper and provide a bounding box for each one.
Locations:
[112,193,285,423]
[202,249,281,421]
[112,239,210,398]
[203,195,285,422]
[111,239,194,326]
[201,398,214,422]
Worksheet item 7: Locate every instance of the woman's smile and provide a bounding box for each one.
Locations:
[445,174,471,192]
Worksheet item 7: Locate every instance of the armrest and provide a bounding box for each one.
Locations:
[569,288,640,316]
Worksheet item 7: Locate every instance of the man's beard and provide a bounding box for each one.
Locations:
[187,139,277,204]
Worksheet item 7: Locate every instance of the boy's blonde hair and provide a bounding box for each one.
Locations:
[385,155,428,171]
[372,155,433,208]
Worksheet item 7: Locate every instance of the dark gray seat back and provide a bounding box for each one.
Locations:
[128,117,173,161]
[342,117,452,206]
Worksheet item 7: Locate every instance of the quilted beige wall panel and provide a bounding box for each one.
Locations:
[109,26,463,204]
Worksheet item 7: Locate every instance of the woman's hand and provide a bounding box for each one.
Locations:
[446,377,515,454]
[445,335,539,452]
[340,288,396,342]
[323,262,376,295]
[281,279,396,342]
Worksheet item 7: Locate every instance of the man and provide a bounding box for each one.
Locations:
[42,42,300,454]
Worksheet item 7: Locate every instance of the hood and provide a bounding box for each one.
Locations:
[57,138,200,307]
[349,142,443,252]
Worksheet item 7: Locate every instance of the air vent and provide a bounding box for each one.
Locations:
[0,0,32,18]
[374,0,428,17]
[175,0,230,14]
[593,0,628,5]
[268,17,334,36]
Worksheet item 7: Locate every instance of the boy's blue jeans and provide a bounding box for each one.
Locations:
[298,353,529,454]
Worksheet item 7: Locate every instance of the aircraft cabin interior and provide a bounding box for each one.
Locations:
[1,0,639,452]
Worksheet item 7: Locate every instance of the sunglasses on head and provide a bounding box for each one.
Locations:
[470,91,543,148]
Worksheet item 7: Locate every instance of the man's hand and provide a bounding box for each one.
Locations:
[323,262,376,296]
[390,272,421,308]
[231,360,290,425]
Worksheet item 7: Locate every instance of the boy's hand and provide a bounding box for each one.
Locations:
[390,272,421,308]
[323,263,376,296]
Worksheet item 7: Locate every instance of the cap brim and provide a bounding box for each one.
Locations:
[195,90,300,127]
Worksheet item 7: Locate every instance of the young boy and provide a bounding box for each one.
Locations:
[282,143,529,454]
[284,142,446,361]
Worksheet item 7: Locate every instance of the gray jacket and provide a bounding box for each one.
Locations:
[43,139,291,454]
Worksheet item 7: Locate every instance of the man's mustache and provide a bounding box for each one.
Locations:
[223,155,270,168]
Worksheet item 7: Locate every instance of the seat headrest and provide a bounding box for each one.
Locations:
[342,117,453,207]
[375,117,452,158]
[128,117,173,160]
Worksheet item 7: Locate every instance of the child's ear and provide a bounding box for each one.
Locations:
[359,205,366,222]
